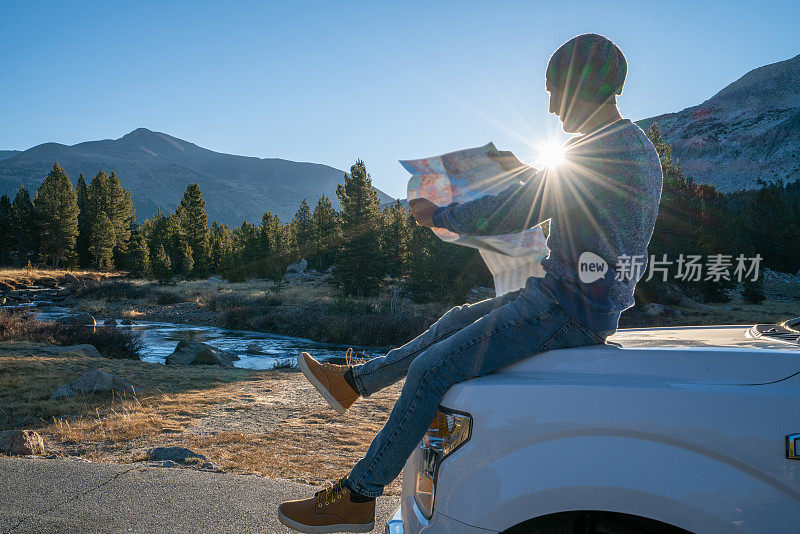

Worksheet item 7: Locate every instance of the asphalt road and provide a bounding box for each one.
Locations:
[0,457,400,533]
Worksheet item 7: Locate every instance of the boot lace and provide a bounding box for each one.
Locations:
[315,477,347,507]
[320,348,369,371]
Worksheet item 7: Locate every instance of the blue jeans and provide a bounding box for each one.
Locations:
[347,276,609,497]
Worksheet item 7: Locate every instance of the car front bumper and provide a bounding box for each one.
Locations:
[385,506,403,534]
[385,504,497,534]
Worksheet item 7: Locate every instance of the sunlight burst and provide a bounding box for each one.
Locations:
[536,140,567,169]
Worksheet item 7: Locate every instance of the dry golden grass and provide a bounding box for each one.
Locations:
[0,266,119,288]
[121,309,145,319]
[0,341,404,494]
[0,341,249,429]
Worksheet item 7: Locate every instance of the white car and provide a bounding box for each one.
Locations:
[386,320,800,534]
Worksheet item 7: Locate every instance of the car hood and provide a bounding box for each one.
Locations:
[494,326,800,386]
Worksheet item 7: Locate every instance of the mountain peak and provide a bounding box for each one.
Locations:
[120,127,168,142]
[120,128,155,139]
[118,128,192,156]
[638,52,800,192]
[703,52,800,110]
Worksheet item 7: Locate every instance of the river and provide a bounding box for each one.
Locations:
[6,300,383,370]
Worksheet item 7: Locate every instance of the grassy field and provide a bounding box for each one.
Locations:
[0,340,404,494]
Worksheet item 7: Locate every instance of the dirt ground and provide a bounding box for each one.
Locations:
[0,342,405,495]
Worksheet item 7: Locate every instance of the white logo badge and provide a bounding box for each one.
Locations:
[577,252,608,283]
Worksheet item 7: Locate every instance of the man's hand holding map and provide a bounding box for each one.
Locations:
[402,142,549,296]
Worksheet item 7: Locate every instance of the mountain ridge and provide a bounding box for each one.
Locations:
[0,129,393,225]
[637,53,800,192]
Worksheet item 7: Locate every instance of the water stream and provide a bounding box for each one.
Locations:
[6,300,383,370]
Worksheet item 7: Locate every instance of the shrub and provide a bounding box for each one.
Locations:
[250,301,440,347]
[0,309,143,360]
[73,280,150,301]
[153,290,183,305]
[208,293,252,312]
[742,278,766,304]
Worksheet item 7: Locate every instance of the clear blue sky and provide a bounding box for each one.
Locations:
[1,1,798,198]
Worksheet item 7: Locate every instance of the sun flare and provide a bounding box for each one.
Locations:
[536,140,567,169]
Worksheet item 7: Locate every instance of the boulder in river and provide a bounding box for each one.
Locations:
[246,342,269,355]
[120,318,135,325]
[0,430,45,456]
[165,341,239,368]
[50,369,138,400]
[103,318,118,326]
[56,313,96,327]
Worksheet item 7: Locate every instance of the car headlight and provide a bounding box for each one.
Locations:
[414,406,472,519]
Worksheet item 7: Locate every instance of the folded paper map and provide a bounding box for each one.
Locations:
[402,142,549,296]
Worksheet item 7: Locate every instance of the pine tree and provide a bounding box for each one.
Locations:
[165,211,185,273]
[293,198,312,259]
[404,220,487,303]
[89,212,116,270]
[128,224,150,277]
[260,212,289,280]
[117,185,136,265]
[642,121,735,303]
[381,200,411,277]
[209,220,232,273]
[261,212,281,257]
[141,208,168,268]
[334,160,385,296]
[0,195,11,265]
[152,244,173,283]
[9,184,35,265]
[179,241,194,275]
[177,183,210,276]
[405,222,438,302]
[76,173,90,266]
[309,194,340,271]
[646,122,690,188]
[33,163,79,267]
[237,220,262,277]
[86,171,134,267]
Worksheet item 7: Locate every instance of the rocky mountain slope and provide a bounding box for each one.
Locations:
[0,129,392,224]
[638,53,800,192]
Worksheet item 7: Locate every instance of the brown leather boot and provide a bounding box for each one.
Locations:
[298,352,360,414]
[278,478,375,533]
